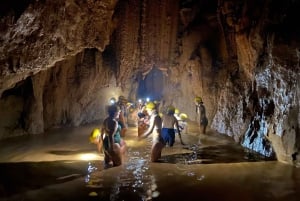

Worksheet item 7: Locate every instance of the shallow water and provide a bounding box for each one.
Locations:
[0,122,299,201]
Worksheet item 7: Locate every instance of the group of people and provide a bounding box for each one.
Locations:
[90,95,208,167]
[89,95,129,168]
[137,102,186,162]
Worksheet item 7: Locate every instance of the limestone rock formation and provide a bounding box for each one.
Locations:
[0,0,299,164]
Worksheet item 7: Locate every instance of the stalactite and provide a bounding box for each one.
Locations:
[217,0,227,58]
[115,0,141,88]
[217,0,239,65]
[140,0,147,67]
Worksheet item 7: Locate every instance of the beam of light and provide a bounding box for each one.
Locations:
[110,98,116,105]
[78,153,102,161]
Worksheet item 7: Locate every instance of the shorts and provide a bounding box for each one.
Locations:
[162,128,175,147]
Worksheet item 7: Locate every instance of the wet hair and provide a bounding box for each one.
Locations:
[137,112,146,118]
[167,110,175,115]
[107,105,120,117]
[166,105,175,115]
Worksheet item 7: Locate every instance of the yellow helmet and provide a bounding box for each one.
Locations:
[175,108,180,114]
[145,101,155,110]
[179,113,188,120]
[194,96,202,103]
[129,107,134,113]
[89,128,100,143]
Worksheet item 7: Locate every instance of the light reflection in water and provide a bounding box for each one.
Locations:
[85,162,98,184]
[86,138,162,201]
[112,141,160,201]
[1,124,300,201]
[85,130,279,201]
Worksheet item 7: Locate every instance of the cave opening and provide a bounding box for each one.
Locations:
[0,77,34,131]
[137,67,164,101]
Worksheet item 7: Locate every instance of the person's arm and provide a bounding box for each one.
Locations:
[175,118,184,145]
[97,130,103,153]
[119,110,127,128]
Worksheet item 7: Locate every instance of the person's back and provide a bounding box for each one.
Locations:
[162,114,177,128]
[102,117,122,148]
[199,103,206,121]
[194,96,208,134]
[162,106,184,146]
[139,102,164,162]
[101,105,126,167]
[198,102,208,134]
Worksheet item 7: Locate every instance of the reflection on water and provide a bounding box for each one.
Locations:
[86,137,158,201]
[0,124,300,201]
[160,143,274,165]
[0,161,88,198]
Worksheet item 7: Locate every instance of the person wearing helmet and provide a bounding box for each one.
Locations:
[162,106,184,146]
[194,96,202,104]
[137,99,149,136]
[117,95,128,137]
[139,101,164,162]
[101,105,127,167]
[178,113,188,134]
[195,97,208,134]
[89,128,105,154]
[174,108,180,120]
[137,99,147,119]
[89,128,101,144]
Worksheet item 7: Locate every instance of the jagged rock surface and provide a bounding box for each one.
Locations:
[0,0,299,164]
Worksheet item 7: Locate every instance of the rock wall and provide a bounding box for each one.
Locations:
[0,0,117,94]
[210,0,300,164]
[0,0,299,164]
[0,0,119,136]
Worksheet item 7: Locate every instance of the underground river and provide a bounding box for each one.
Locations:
[0,122,299,201]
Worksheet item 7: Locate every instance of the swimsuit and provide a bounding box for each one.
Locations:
[103,120,122,150]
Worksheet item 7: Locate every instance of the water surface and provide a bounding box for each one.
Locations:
[0,122,299,201]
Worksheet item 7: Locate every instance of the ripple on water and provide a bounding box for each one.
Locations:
[86,148,158,200]
[0,126,297,201]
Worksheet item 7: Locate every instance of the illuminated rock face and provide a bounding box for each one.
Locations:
[0,0,299,164]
